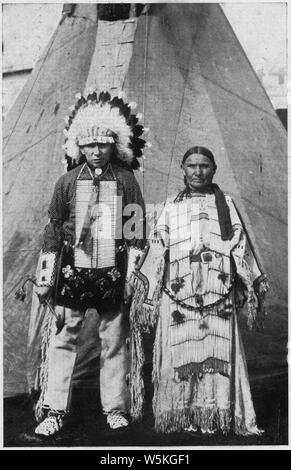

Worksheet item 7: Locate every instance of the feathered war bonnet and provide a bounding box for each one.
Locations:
[62,90,147,170]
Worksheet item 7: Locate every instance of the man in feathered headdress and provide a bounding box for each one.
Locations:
[33,90,147,436]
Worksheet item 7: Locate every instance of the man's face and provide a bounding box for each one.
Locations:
[80,143,113,169]
[182,154,216,190]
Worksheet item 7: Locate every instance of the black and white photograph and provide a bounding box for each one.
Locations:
[2,1,288,450]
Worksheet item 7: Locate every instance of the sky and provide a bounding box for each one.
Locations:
[222,2,286,75]
[2,2,287,109]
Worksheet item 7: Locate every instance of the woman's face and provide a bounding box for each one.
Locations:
[80,142,113,169]
[182,153,216,190]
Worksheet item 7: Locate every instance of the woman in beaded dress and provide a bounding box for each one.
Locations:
[129,146,268,435]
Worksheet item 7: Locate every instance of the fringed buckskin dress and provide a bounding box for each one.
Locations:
[129,188,268,435]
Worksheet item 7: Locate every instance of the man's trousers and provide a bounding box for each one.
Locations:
[43,304,130,414]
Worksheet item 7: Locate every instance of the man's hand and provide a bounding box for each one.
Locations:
[124,280,133,305]
[35,285,53,304]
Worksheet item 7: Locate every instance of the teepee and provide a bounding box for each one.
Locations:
[3,3,287,397]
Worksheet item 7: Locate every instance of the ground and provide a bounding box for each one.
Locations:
[4,368,288,448]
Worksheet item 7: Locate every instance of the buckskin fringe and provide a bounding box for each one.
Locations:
[129,275,154,333]
[154,407,232,435]
[246,288,259,331]
[129,274,153,421]
[152,320,161,412]
[154,407,263,435]
[130,255,165,333]
[129,257,165,421]
[34,309,53,423]
[130,329,145,421]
